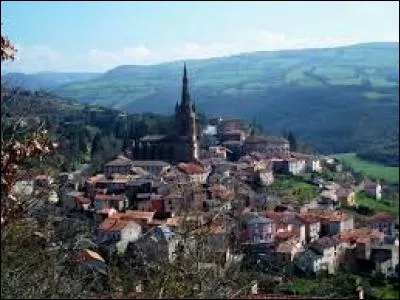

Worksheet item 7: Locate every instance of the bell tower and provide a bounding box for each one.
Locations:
[175,63,199,161]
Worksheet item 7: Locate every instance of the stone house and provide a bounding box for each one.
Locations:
[309,236,343,274]
[266,210,307,246]
[370,245,399,277]
[131,160,171,176]
[337,185,356,207]
[308,209,354,237]
[324,157,343,172]
[177,162,210,184]
[217,118,244,133]
[369,213,397,236]
[294,248,323,274]
[244,135,290,159]
[96,218,142,254]
[163,190,184,217]
[94,194,127,211]
[297,213,321,243]
[208,146,230,160]
[363,181,382,200]
[135,225,181,263]
[272,158,306,175]
[104,155,133,178]
[291,152,322,173]
[220,129,246,142]
[276,237,302,262]
[118,210,155,225]
[239,213,276,245]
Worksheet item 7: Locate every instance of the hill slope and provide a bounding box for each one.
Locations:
[2,72,100,91]
[2,43,399,161]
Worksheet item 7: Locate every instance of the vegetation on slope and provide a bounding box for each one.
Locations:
[335,153,399,184]
[4,43,398,165]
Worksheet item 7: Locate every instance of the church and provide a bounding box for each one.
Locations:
[132,63,199,163]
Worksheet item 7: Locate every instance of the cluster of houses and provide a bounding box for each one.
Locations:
[49,118,399,285]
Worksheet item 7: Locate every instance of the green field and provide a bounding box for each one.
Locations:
[268,175,319,206]
[334,153,399,184]
[356,193,399,217]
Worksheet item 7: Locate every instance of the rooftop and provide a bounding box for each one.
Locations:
[177,162,205,174]
[337,228,383,243]
[140,135,166,142]
[105,155,133,167]
[132,160,171,167]
[95,194,125,201]
[310,236,341,251]
[98,218,130,232]
[369,212,396,223]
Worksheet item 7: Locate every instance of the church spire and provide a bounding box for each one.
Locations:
[181,62,190,107]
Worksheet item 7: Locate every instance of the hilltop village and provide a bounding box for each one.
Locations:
[12,65,399,298]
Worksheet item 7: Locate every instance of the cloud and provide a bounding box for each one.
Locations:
[86,45,152,68]
[2,29,397,73]
[2,44,62,73]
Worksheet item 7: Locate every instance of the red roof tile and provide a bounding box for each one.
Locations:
[369,212,396,223]
[74,195,91,204]
[98,218,129,232]
[95,194,125,201]
[177,163,205,174]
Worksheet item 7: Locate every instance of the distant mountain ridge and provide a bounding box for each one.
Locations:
[2,42,398,160]
[2,72,100,91]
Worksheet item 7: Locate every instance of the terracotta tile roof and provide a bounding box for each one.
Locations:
[337,228,383,243]
[369,212,396,223]
[276,231,298,241]
[118,210,155,223]
[177,162,205,174]
[301,209,351,222]
[296,213,320,224]
[98,218,130,232]
[86,174,106,184]
[95,194,125,201]
[105,155,133,167]
[74,195,91,204]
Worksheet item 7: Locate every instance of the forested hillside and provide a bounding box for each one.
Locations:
[2,42,398,165]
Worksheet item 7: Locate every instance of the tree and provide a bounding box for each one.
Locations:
[91,132,103,155]
[1,29,16,61]
[1,32,55,225]
[287,131,297,151]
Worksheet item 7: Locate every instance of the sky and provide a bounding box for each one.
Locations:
[1,1,399,73]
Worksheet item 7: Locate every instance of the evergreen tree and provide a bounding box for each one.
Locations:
[91,132,103,155]
[287,131,297,151]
